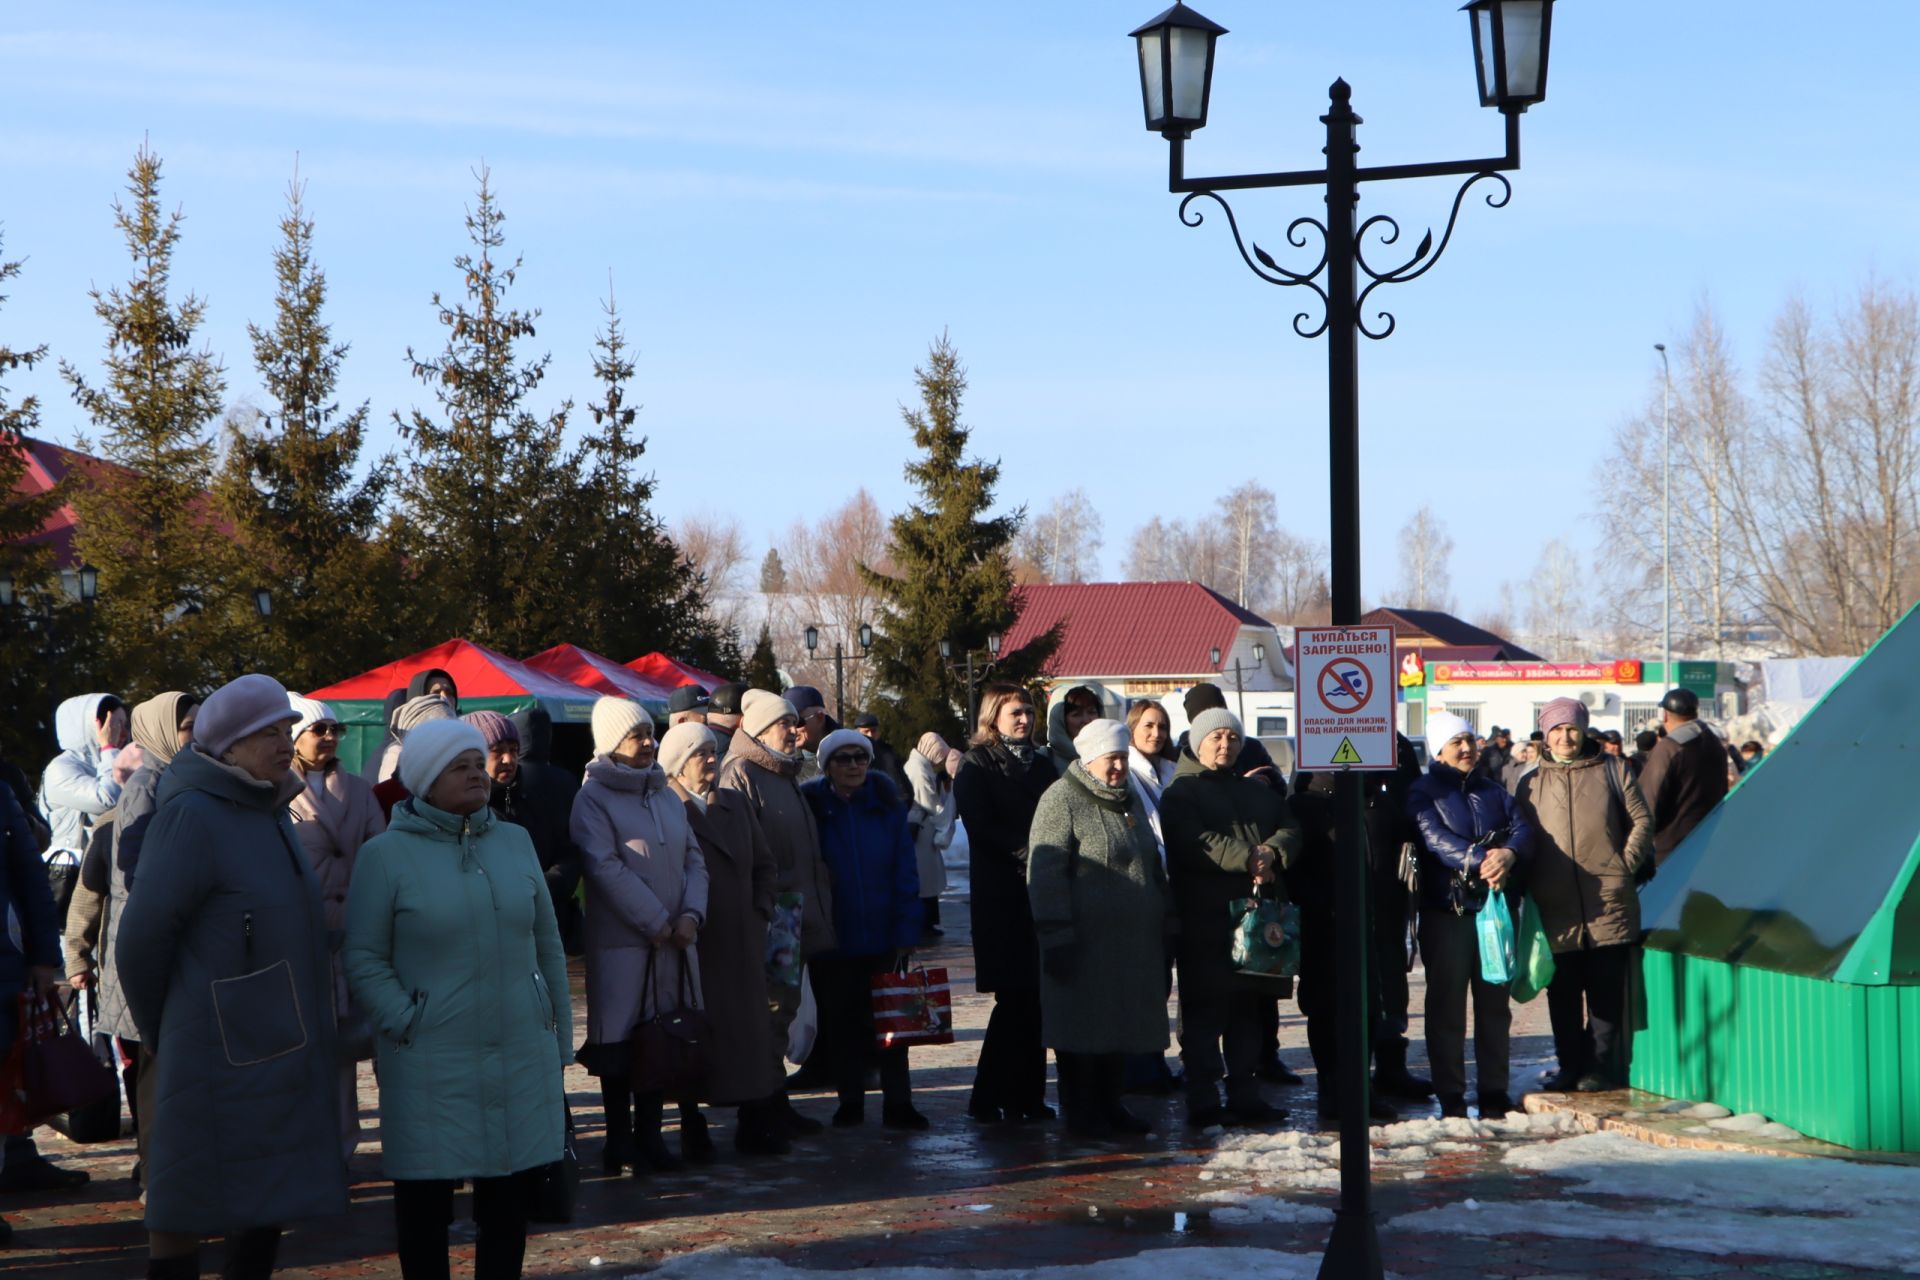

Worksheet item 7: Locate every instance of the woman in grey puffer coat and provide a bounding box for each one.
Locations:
[1027,719,1173,1141]
[572,697,709,1177]
[115,675,346,1280]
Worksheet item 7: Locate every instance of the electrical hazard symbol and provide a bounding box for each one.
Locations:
[1330,737,1364,765]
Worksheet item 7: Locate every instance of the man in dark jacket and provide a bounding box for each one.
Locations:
[0,784,78,1216]
[1366,733,1429,1098]
[508,706,586,953]
[1636,688,1729,865]
[853,713,911,805]
[706,682,749,757]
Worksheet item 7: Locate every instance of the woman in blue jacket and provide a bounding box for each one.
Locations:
[1405,711,1532,1120]
[799,729,925,1130]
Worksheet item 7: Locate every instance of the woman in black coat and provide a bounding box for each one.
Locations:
[952,682,1057,1123]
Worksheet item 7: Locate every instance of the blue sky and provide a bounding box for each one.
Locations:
[2,2,1916,624]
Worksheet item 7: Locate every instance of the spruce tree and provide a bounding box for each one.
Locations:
[571,286,738,673]
[61,143,231,695]
[215,176,409,691]
[0,243,77,759]
[745,622,782,691]
[394,168,573,654]
[759,549,788,594]
[861,333,1057,745]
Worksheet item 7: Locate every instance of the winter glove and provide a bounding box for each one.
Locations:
[1042,946,1076,982]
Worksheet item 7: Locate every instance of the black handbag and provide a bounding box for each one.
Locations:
[42,991,123,1143]
[627,949,711,1098]
[526,1107,577,1225]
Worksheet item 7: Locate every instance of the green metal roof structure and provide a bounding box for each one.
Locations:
[1632,602,1920,1150]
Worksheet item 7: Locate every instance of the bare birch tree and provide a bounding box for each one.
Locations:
[1525,539,1585,659]
[1395,505,1456,611]
[773,489,895,712]
[1219,482,1279,607]
[1013,488,1103,583]
[676,510,751,637]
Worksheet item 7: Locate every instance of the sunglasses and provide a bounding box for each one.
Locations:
[826,752,870,767]
[306,724,343,736]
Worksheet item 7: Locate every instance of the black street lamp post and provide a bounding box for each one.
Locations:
[1129,5,1554,1276]
[804,622,874,722]
[939,632,1003,732]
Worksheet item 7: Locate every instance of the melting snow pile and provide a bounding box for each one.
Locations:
[1389,1130,1920,1271]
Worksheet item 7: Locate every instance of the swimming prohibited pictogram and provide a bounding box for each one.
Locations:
[1295,625,1396,772]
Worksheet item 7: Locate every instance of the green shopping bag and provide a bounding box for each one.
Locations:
[1510,895,1556,1003]
[1229,891,1301,978]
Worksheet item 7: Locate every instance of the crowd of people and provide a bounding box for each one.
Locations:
[0,664,1745,1276]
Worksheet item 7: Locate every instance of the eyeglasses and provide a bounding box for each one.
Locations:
[826,752,870,767]
[307,724,343,737]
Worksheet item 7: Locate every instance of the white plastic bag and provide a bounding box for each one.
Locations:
[785,964,817,1065]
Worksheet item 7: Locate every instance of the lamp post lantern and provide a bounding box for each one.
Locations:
[1129,5,1554,1275]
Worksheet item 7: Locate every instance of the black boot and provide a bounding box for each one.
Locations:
[148,1255,201,1280]
[1438,1092,1470,1119]
[221,1228,280,1280]
[1372,1039,1433,1099]
[630,1092,684,1175]
[599,1080,633,1174]
[679,1103,716,1165]
[1096,1056,1151,1135]
[772,1090,824,1137]
[1059,1054,1109,1139]
[734,1100,792,1156]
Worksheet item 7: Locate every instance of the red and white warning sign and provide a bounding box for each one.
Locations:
[1295,625,1396,771]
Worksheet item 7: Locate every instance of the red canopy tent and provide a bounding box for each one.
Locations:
[626,651,725,691]
[309,638,601,771]
[524,644,680,706]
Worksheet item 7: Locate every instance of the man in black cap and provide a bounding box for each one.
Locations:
[707,681,749,755]
[1477,726,1512,783]
[1636,687,1729,866]
[785,686,834,783]
[666,684,710,728]
[853,712,911,803]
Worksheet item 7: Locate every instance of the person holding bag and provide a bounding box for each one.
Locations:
[344,718,570,1280]
[1405,711,1533,1120]
[115,675,347,1279]
[572,698,709,1175]
[1515,697,1653,1093]
[1027,719,1172,1141]
[799,729,926,1129]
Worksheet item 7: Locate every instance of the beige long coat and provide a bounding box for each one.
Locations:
[718,733,835,958]
[1516,745,1654,954]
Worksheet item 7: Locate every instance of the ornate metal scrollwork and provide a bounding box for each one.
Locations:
[1178,191,1331,339]
[1176,171,1510,342]
[1352,171,1510,340]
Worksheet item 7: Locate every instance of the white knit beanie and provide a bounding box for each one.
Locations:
[288,694,336,742]
[741,689,799,740]
[816,728,873,766]
[1073,717,1130,763]
[1425,710,1474,760]
[591,696,651,757]
[399,718,487,798]
[393,694,455,736]
[658,722,717,782]
[1189,707,1243,749]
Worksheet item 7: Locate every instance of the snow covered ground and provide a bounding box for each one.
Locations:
[1388,1130,1920,1273]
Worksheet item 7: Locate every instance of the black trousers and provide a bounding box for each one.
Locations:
[393,1171,538,1280]
[970,984,1046,1112]
[811,954,910,1108]
[1418,907,1511,1098]
[1179,976,1267,1107]
[1371,870,1414,1049]
[1547,943,1632,1083]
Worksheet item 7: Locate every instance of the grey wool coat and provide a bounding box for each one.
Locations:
[572,757,709,1052]
[1027,763,1174,1054]
[113,746,348,1235]
[719,732,836,958]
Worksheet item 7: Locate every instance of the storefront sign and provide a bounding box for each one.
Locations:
[1296,625,1396,771]
[1429,659,1642,685]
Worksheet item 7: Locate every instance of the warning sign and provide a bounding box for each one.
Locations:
[1296,625,1396,771]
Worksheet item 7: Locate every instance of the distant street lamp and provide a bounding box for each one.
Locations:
[803,623,872,722]
[1128,4,1555,1275]
[940,632,1003,732]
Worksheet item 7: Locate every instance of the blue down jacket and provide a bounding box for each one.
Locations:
[1405,760,1533,914]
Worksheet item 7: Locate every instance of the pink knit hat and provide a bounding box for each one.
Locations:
[1537,697,1589,735]
[461,710,520,750]
[196,674,299,758]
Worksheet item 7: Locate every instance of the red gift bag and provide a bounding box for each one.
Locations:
[870,964,955,1052]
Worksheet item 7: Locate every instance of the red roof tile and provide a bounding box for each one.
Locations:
[1003,582,1271,679]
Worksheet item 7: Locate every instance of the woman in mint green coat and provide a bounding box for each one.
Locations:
[345,719,571,1280]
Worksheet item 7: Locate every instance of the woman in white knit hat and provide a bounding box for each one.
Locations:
[571,696,710,1176]
[346,717,570,1280]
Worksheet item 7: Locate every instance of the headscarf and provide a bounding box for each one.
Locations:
[130,691,196,767]
[915,731,950,763]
